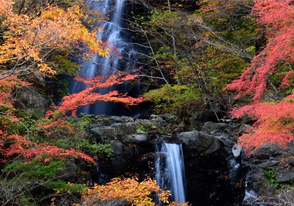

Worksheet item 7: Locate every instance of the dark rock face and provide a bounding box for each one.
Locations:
[277,172,294,183]
[85,115,246,205]
[201,122,229,134]
[82,113,294,206]
[242,143,294,206]
[179,130,221,154]
[179,128,245,206]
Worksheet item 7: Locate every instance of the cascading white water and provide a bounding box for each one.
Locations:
[155,142,186,203]
[69,0,137,115]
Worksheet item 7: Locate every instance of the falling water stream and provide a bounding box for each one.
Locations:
[69,0,137,115]
[155,142,186,204]
[70,0,187,203]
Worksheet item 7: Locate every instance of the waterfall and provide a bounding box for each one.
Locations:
[69,0,138,115]
[155,142,186,203]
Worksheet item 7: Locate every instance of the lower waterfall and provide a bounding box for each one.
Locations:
[155,142,186,203]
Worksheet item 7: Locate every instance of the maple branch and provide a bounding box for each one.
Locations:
[0,60,20,80]
[267,78,282,99]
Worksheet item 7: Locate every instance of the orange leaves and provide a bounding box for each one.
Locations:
[77,177,171,206]
[0,0,13,16]
[77,177,189,206]
[49,73,144,116]
[0,2,106,76]
[0,133,95,163]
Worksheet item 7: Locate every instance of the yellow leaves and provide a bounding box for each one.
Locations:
[0,3,108,76]
[158,190,171,203]
[38,63,56,75]
[77,177,173,206]
[99,47,109,57]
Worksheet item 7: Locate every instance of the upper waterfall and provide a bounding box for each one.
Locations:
[69,0,138,115]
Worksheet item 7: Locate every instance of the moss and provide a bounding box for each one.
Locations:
[263,169,283,189]
[144,84,200,114]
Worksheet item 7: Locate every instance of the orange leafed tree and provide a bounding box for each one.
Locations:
[76,177,189,206]
[0,0,106,164]
[0,0,106,77]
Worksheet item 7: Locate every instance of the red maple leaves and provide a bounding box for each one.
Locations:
[232,98,294,155]
[225,0,294,155]
[225,0,294,100]
[49,73,144,116]
[1,134,95,163]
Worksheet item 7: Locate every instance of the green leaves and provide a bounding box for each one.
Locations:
[3,160,65,180]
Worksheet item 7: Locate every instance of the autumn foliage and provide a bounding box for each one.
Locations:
[76,177,189,206]
[0,0,106,76]
[52,73,144,116]
[0,133,95,163]
[225,0,294,100]
[0,74,31,109]
[0,0,143,165]
[225,0,294,155]
[231,99,294,155]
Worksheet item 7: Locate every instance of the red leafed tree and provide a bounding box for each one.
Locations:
[42,73,144,137]
[1,134,95,163]
[225,0,294,155]
[51,73,144,116]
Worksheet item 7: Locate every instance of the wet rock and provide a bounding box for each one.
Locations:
[150,114,157,119]
[125,133,149,143]
[260,161,278,169]
[108,116,134,123]
[153,117,167,126]
[201,121,228,134]
[178,130,221,154]
[107,140,136,174]
[228,158,241,186]
[232,144,242,159]
[135,119,155,128]
[238,124,251,134]
[112,122,137,135]
[252,145,282,160]
[161,113,177,123]
[277,172,294,183]
[91,126,118,142]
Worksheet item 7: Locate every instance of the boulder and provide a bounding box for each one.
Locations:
[252,145,282,160]
[178,130,221,155]
[125,133,149,144]
[201,121,228,134]
[238,124,251,134]
[91,126,118,142]
[232,144,242,159]
[260,161,279,169]
[112,122,137,135]
[277,172,294,183]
